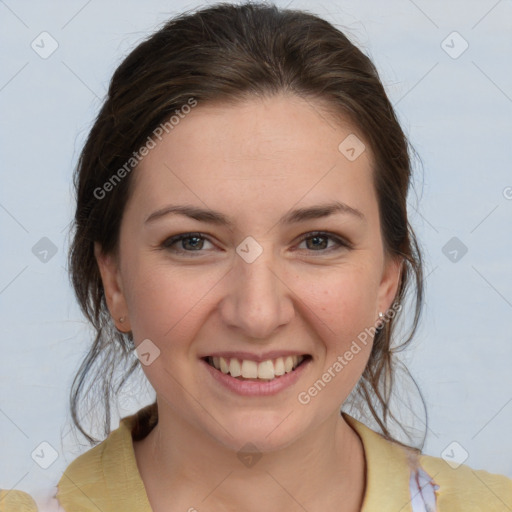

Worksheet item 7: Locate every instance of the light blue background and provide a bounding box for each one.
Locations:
[1,0,511,506]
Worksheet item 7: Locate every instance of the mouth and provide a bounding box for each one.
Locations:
[202,354,312,382]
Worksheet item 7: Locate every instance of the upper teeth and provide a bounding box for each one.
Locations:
[210,355,304,380]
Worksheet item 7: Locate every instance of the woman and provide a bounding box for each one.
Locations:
[2,3,511,511]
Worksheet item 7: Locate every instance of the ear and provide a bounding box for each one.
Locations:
[94,242,131,332]
[376,254,403,317]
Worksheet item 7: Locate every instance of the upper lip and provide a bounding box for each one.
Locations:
[200,350,310,362]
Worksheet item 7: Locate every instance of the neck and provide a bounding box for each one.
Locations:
[133,403,366,512]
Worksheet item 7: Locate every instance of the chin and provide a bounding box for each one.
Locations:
[203,410,307,454]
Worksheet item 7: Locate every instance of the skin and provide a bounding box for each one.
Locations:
[95,93,402,512]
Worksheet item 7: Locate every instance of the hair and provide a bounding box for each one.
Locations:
[68,1,425,447]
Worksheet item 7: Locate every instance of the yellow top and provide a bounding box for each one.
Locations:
[2,404,511,511]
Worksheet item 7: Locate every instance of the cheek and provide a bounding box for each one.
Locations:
[293,263,381,341]
[295,268,379,398]
[123,260,225,345]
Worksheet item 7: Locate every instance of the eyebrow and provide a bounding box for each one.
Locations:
[144,201,365,227]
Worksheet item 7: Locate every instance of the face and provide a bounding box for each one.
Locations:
[95,94,401,452]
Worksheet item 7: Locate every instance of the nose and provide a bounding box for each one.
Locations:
[218,246,295,340]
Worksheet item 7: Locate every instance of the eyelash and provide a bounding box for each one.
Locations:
[161,231,351,256]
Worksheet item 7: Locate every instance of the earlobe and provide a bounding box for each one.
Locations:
[94,242,131,332]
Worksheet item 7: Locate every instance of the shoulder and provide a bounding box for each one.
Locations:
[56,422,126,511]
[56,405,155,511]
[342,413,512,511]
[419,453,512,511]
[0,489,38,511]
[56,433,110,510]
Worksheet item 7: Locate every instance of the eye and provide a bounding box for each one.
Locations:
[295,231,350,253]
[160,230,351,257]
[161,232,215,255]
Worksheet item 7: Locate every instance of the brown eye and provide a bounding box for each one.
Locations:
[304,235,329,250]
[162,233,214,254]
[296,232,351,253]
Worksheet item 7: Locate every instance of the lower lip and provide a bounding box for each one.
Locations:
[201,358,311,396]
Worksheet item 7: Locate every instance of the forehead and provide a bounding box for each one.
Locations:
[127,94,377,224]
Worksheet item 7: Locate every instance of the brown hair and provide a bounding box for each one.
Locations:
[68,2,425,446]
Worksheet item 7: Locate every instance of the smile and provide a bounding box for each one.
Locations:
[204,355,310,381]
